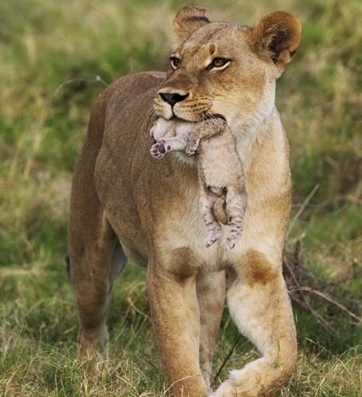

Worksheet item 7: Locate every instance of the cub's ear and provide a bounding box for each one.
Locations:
[173,6,210,42]
[250,11,302,71]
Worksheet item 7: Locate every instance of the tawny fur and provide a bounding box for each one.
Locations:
[68,5,302,397]
[150,117,247,250]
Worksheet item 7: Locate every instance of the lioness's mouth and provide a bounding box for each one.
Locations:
[205,113,226,121]
[170,113,226,123]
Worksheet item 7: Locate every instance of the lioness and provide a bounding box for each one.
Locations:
[150,116,247,250]
[68,5,301,397]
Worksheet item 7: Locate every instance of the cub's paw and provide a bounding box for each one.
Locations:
[150,142,166,159]
[205,229,221,247]
[185,139,200,156]
[223,237,237,251]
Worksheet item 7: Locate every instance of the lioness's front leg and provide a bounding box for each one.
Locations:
[197,271,226,391]
[147,255,208,397]
[212,249,297,397]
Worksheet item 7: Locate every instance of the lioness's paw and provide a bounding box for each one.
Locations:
[209,378,238,397]
[150,142,166,159]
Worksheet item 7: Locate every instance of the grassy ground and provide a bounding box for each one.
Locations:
[0,0,361,395]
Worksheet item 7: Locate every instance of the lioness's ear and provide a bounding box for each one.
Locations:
[251,11,301,70]
[173,6,210,42]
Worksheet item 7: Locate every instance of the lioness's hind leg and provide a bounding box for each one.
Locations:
[69,213,126,359]
[69,134,126,358]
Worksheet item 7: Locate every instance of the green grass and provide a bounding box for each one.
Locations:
[0,0,361,395]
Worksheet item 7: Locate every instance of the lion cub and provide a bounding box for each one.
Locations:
[150,117,247,250]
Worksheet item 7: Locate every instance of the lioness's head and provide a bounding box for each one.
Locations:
[154,6,301,131]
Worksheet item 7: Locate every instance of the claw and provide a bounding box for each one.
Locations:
[205,230,221,247]
[223,238,236,251]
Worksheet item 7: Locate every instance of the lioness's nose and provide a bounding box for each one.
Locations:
[159,92,189,106]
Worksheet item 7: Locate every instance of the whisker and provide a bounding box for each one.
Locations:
[141,107,157,135]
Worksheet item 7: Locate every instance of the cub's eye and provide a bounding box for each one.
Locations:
[170,56,181,70]
[206,57,231,71]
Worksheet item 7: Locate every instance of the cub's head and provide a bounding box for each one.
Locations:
[154,6,301,131]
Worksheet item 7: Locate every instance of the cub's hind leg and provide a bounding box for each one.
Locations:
[223,186,247,250]
[199,186,222,247]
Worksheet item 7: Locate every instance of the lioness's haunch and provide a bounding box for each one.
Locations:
[68,5,301,397]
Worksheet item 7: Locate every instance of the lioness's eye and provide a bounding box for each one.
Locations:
[170,56,181,70]
[207,57,231,71]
